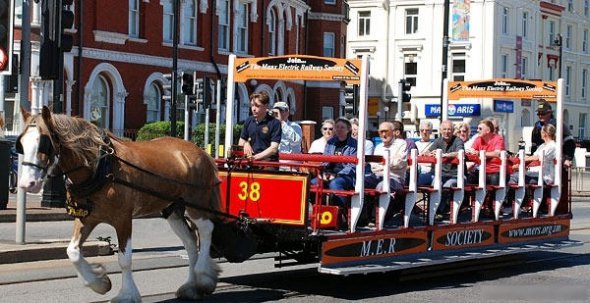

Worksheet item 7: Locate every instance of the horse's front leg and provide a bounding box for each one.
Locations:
[111,219,142,303]
[67,219,112,295]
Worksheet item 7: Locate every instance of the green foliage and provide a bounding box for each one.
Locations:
[136,121,184,141]
[192,123,243,155]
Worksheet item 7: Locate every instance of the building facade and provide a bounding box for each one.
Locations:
[4,0,350,141]
[347,0,590,150]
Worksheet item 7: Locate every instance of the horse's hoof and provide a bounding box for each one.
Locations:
[195,258,220,295]
[88,275,112,295]
[176,283,203,301]
[110,294,142,303]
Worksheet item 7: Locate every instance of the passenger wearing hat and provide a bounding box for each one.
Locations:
[531,100,575,167]
[272,101,302,154]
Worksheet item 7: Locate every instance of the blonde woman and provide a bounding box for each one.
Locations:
[308,119,335,154]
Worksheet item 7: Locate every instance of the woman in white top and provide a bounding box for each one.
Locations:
[509,124,557,185]
[308,119,334,154]
[416,121,434,185]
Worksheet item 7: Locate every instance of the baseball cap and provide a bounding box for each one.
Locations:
[536,100,553,114]
[273,101,289,111]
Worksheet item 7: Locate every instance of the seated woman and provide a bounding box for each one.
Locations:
[509,124,556,185]
[311,118,357,207]
[466,119,506,185]
[308,119,335,154]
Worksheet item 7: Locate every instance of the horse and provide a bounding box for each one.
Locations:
[17,106,222,302]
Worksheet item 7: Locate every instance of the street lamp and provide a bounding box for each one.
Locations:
[553,34,563,79]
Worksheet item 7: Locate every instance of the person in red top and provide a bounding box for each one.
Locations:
[466,119,506,185]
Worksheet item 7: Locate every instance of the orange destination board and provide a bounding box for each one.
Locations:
[233,55,362,84]
[448,79,557,101]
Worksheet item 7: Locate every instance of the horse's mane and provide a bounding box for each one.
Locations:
[42,114,113,167]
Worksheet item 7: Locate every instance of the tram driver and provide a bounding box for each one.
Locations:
[238,91,282,162]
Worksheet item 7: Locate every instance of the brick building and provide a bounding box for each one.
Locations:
[6,0,349,140]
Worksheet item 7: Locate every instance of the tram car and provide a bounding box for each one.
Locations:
[212,55,580,275]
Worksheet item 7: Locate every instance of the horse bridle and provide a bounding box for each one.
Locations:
[15,124,56,173]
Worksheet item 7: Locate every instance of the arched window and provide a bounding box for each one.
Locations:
[129,0,140,37]
[521,109,531,127]
[162,0,174,43]
[182,0,197,45]
[269,9,277,55]
[274,89,283,103]
[90,75,110,128]
[146,83,161,122]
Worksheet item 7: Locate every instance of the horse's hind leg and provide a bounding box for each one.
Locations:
[67,219,112,295]
[166,210,202,300]
[111,219,142,303]
[191,216,221,295]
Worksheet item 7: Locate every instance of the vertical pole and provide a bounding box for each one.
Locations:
[558,34,563,79]
[440,0,450,124]
[17,0,32,244]
[214,79,221,159]
[170,0,179,137]
[396,80,402,122]
[184,94,189,141]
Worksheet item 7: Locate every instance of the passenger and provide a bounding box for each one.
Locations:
[455,122,471,144]
[365,121,407,193]
[350,117,375,155]
[424,120,464,213]
[238,91,281,162]
[399,123,417,185]
[272,101,302,154]
[532,100,575,167]
[466,119,506,185]
[509,124,557,185]
[314,118,357,207]
[416,121,434,186]
[308,119,335,154]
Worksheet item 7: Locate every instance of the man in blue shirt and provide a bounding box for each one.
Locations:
[238,92,282,161]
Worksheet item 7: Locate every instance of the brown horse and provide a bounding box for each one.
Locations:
[17,107,222,302]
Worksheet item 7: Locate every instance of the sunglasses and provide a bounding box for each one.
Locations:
[322,127,333,131]
[420,129,431,132]
[378,129,391,134]
[459,130,468,133]
[537,112,549,116]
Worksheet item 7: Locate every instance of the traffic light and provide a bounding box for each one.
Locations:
[162,73,173,102]
[181,72,194,95]
[344,84,358,117]
[0,0,14,74]
[194,77,204,104]
[400,79,412,102]
[60,0,75,52]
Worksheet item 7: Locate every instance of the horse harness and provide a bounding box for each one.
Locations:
[15,124,55,173]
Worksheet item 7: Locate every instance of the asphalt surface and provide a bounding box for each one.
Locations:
[1,188,590,266]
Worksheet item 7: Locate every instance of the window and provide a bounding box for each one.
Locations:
[584,29,589,53]
[568,0,574,12]
[548,20,555,46]
[129,0,139,38]
[502,7,509,34]
[358,11,371,37]
[583,69,588,99]
[182,0,197,45]
[404,55,417,86]
[579,113,587,139]
[586,0,589,17]
[405,9,418,35]
[549,65,555,81]
[521,57,528,79]
[566,25,572,50]
[501,54,508,78]
[566,66,571,96]
[522,11,528,38]
[162,0,173,43]
[451,54,465,81]
[520,109,531,128]
[324,0,336,4]
[146,83,161,123]
[268,9,277,55]
[236,2,248,53]
[218,0,229,50]
[90,76,110,129]
[323,32,335,57]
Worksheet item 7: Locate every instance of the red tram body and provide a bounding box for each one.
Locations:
[213,55,580,275]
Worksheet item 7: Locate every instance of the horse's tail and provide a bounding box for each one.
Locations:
[205,155,223,220]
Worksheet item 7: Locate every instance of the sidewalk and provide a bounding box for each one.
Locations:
[0,192,112,264]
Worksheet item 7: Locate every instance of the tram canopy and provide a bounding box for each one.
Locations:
[448,79,557,102]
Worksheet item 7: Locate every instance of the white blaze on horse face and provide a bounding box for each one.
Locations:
[18,127,45,193]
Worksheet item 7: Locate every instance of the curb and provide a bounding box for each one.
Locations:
[0,212,73,223]
[0,240,114,264]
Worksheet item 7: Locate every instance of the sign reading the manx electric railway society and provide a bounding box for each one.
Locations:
[233,55,362,84]
[448,79,557,101]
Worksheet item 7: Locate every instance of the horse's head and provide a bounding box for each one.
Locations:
[17,106,58,193]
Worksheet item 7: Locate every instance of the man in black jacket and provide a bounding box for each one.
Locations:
[531,100,575,167]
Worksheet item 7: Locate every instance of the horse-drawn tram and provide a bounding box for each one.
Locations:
[14,54,581,301]
[216,54,581,276]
